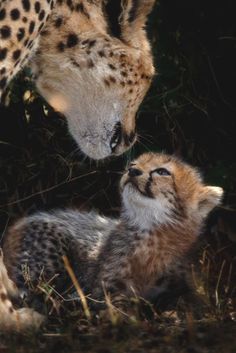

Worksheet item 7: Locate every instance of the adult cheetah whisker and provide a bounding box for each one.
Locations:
[104,170,124,175]
[0,171,98,208]
[139,131,156,144]
[136,137,153,153]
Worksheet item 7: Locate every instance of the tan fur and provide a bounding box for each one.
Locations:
[0,0,52,85]
[0,250,44,331]
[0,1,155,159]
[102,152,224,297]
[2,222,26,283]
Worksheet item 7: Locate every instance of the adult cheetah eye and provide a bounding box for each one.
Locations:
[152,168,171,176]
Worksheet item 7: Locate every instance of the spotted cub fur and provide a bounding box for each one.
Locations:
[0,152,223,329]
[0,1,155,159]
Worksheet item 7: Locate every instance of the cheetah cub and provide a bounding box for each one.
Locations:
[1,153,223,326]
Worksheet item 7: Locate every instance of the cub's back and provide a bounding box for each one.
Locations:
[3,210,117,292]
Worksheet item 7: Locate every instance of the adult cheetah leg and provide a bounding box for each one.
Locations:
[0,249,44,331]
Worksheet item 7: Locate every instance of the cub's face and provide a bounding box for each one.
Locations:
[120,153,223,228]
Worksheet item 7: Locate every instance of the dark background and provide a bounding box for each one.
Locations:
[0,0,236,311]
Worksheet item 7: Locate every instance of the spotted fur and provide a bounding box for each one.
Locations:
[0,152,223,329]
[0,0,155,159]
[0,249,43,330]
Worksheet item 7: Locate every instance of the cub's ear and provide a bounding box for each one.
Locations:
[198,186,224,218]
[119,0,156,48]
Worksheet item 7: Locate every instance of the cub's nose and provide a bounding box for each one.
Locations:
[128,168,143,177]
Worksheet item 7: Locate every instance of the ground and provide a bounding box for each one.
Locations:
[1,315,236,353]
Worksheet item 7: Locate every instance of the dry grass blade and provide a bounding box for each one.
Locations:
[215,260,226,308]
[62,255,91,320]
[102,282,119,325]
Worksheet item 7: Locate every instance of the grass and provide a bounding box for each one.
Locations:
[0,279,236,353]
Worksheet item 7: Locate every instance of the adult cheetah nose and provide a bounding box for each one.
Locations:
[110,122,122,152]
[128,168,143,177]
[110,122,137,154]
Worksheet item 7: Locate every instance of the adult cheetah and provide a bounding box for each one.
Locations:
[0,0,155,159]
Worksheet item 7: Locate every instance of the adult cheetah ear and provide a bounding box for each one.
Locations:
[198,186,224,218]
[119,0,156,48]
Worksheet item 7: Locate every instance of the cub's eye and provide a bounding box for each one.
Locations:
[129,163,136,168]
[153,168,171,176]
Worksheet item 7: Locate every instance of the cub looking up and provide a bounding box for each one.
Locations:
[0,152,223,329]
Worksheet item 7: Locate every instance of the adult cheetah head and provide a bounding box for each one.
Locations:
[31,0,155,160]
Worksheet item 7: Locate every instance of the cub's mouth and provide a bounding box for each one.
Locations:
[123,178,154,199]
